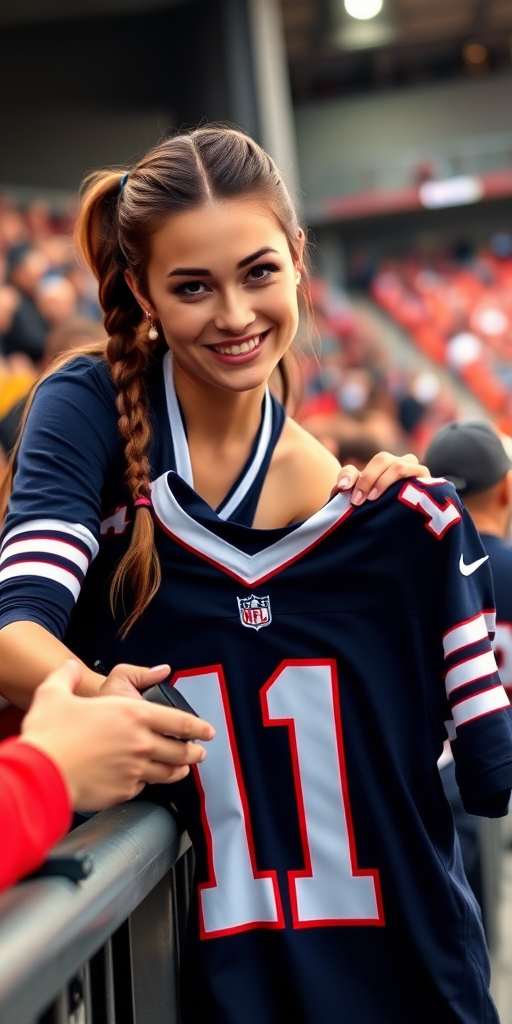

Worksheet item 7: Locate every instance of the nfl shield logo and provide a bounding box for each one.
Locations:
[237,594,272,631]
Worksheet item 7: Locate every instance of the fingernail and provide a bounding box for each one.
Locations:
[149,663,170,673]
[368,488,378,500]
[351,488,365,506]
[337,476,352,491]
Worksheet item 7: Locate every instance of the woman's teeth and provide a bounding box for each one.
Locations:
[212,334,263,356]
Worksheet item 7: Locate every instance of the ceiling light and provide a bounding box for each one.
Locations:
[462,42,488,65]
[344,0,383,20]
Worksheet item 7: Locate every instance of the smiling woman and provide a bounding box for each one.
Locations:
[1,126,506,1024]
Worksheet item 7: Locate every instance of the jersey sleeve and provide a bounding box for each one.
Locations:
[434,483,512,816]
[0,358,120,639]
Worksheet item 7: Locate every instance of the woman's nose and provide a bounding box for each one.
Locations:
[213,290,256,334]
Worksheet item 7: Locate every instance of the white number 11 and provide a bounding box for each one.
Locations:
[174,660,384,939]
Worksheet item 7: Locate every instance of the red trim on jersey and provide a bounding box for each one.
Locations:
[444,649,498,695]
[154,507,353,588]
[398,482,461,539]
[442,612,489,657]
[260,659,384,929]
[172,665,284,939]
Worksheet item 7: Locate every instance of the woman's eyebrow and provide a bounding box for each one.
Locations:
[167,247,279,278]
[237,247,278,268]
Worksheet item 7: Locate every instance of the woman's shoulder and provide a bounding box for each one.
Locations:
[260,417,341,526]
[38,353,117,400]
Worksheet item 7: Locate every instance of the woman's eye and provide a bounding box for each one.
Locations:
[176,281,208,297]
[247,263,279,283]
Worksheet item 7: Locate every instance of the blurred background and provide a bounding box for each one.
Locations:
[1,0,512,1014]
[1,0,512,471]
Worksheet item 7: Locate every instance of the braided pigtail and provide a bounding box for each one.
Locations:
[76,171,161,636]
[107,330,161,636]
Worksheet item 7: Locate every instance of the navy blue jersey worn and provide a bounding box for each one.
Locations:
[104,475,511,1024]
[0,353,285,642]
[2,358,512,1024]
[481,532,512,699]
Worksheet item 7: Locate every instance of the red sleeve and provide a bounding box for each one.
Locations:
[0,739,72,892]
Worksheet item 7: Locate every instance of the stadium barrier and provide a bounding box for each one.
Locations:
[0,802,194,1024]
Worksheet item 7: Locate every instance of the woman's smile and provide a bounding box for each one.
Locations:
[127,196,302,394]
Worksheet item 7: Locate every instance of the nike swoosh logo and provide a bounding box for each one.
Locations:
[459,554,489,576]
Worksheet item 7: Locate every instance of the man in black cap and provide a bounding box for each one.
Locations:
[425,420,512,699]
[425,420,512,934]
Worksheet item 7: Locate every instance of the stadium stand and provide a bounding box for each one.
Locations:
[370,241,512,434]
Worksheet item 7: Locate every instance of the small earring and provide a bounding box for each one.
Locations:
[145,311,159,341]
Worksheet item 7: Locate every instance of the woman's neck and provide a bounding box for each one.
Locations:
[172,358,266,447]
[171,358,267,509]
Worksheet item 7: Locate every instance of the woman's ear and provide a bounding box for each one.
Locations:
[124,270,156,319]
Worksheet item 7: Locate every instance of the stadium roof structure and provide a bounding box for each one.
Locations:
[282,0,512,101]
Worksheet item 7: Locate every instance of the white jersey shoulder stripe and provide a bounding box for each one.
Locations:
[445,650,498,696]
[163,350,274,520]
[217,390,272,521]
[443,613,489,658]
[1,519,98,559]
[0,561,81,600]
[151,472,353,586]
[451,685,509,728]
[163,350,194,487]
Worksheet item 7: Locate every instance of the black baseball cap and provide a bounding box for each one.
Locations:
[424,420,512,496]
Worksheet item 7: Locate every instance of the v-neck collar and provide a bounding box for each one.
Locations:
[151,471,353,586]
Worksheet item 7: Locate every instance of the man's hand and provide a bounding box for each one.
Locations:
[20,660,215,810]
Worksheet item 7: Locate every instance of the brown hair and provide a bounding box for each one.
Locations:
[2,125,311,635]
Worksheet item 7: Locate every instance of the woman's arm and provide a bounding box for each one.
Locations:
[0,621,104,708]
[0,359,121,707]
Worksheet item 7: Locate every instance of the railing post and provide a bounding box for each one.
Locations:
[128,872,180,1024]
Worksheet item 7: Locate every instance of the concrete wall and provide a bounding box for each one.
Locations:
[295,72,512,204]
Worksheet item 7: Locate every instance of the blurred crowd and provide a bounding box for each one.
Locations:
[297,277,458,466]
[0,195,477,475]
[371,234,512,436]
[0,196,105,465]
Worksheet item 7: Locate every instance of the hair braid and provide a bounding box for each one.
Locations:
[77,170,162,635]
[106,321,161,636]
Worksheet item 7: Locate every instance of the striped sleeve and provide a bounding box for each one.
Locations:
[0,357,120,639]
[0,520,98,600]
[438,490,512,815]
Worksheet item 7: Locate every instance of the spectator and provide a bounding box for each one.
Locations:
[35,273,77,328]
[2,243,49,361]
[1,658,214,893]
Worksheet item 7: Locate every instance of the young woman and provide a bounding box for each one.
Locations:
[0,127,510,1024]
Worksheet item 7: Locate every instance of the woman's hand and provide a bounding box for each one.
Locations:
[332,452,429,505]
[99,662,171,700]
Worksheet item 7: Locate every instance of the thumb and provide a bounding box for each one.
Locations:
[39,658,83,696]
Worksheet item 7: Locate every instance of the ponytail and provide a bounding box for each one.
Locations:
[76,172,161,636]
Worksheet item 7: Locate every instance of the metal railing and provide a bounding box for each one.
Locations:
[0,802,194,1024]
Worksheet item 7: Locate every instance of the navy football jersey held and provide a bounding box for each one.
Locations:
[87,474,511,1024]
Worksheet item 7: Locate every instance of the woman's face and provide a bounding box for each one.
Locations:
[128,196,302,393]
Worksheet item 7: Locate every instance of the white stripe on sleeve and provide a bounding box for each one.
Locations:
[443,613,488,658]
[0,537,90,574]
[0,561,81,600]
[445,650,498,696]
[451,686,510,728]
